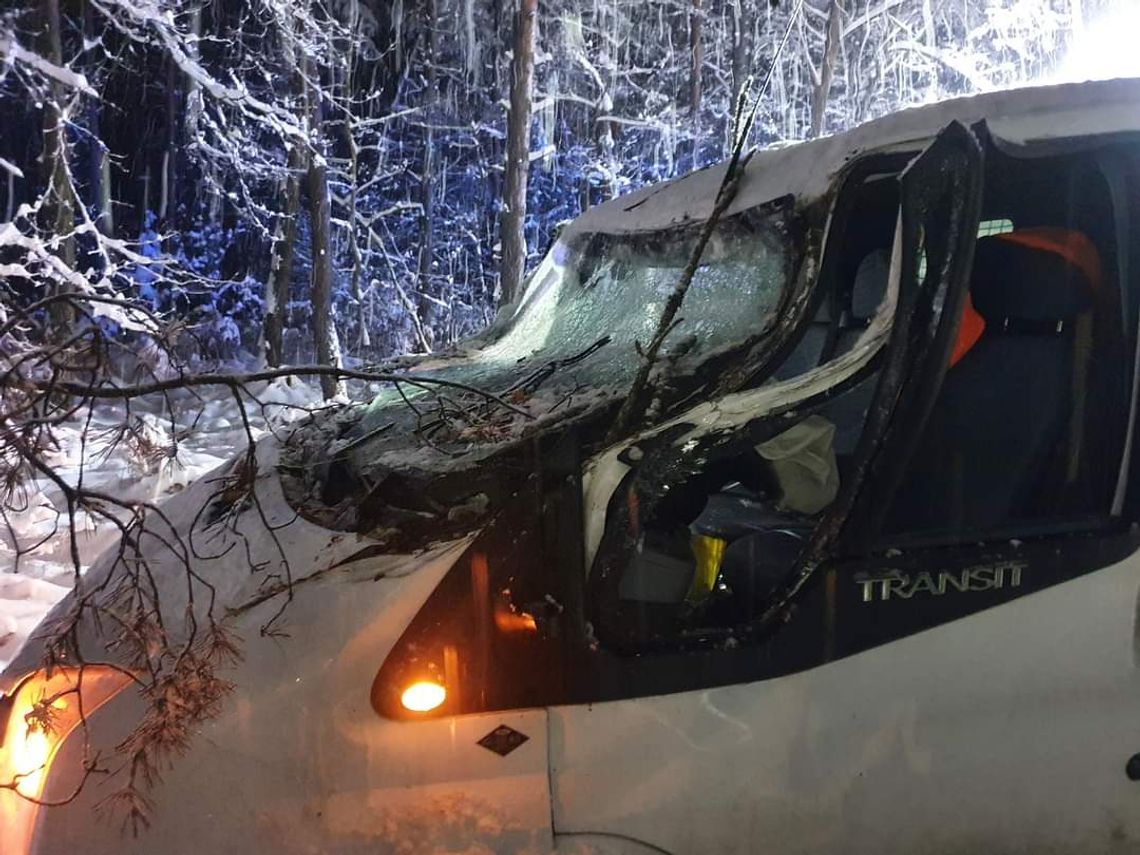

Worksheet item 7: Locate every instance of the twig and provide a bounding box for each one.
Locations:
[502,336,611,397]
[605,0,804,444]
[29,364,533,419]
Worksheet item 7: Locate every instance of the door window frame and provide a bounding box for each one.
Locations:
[584,122,986,669]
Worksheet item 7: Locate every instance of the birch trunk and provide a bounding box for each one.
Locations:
[306,70,343,399]
[690,0,703,116]
[498,0,537,306]
[417,0,439,345]
[39,0,75,331]
[264,139,305,368]
[809,0,843,140]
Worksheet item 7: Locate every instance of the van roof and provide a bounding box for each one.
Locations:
[564,77,1140,239]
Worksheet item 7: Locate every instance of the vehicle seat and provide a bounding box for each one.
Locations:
[774,247,892,387]
[819,250,891,455]
[884,229,1100,537]
[771,302,830,381]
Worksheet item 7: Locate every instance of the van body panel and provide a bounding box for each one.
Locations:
[550,553,1140,854]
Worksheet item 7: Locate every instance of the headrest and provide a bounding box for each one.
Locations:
[851,250,889,319]
[970,228,1100,323]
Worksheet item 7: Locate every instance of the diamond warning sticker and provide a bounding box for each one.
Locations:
[477,724,529,756]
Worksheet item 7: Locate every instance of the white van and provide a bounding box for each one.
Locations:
[6,76,1140,854]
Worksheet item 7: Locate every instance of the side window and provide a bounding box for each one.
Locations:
[590,373,880,651]
[880,152,1130,545]
[774,169,900,381]
[977,217,1015,238]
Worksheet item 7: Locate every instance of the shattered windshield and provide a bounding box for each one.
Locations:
[478,203,794,386]
[342,201,796,472]
[370,203,790,401]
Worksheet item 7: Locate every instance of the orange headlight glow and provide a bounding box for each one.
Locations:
[400,681,446,713]
[1,666,131,855]
[1,667,130,799]
[9,697,62,798]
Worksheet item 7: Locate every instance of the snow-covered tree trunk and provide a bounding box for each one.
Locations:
[921,0,936,49]
[264,139,305,368]
[90,119,113,238]
[1070,0,1084,36]
[38,0,75,331]
[417,0,439,344]
[690,0,703,116]
[162,57,178,230]
[82,3,112,238]
[810,0,844,139]
[306,69,343,399]
[498,0,537,306]
[184,6,221,227]
[594,3,619,202]
[338,61,368,354]
[727,0,753,155]
[343,109,368,354]
[690,0,703,166]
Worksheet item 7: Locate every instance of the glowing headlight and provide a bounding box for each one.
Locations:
[1,667,130,799]
[400,681,447,713]
[8,697,61,797]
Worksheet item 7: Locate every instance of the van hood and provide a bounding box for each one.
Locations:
[0,438,467,694]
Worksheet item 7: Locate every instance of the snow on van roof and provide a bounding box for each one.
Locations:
[565,77,1140,239]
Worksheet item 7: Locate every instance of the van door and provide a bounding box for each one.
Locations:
[822,133,1140,853]
[548,122,986,854]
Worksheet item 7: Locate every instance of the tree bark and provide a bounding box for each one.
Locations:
[39,0,75,332]
[83,3,112,238]
[92,125,113,238]
[162,57,179,232]
[689,0,703,167]
[689,0,703,116]
[264,139,304,368]
[417,0,439,345]
[809,0,843,139]
[498,0,537,306]
[727,0,752,154]
[306,72,343,399]
[264,22,305,368]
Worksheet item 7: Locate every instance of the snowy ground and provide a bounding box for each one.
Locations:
[0,376,326,671]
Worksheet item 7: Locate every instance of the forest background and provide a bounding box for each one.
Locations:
[2,0,1126,371]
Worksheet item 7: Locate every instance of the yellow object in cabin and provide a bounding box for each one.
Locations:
[686,534,726,604]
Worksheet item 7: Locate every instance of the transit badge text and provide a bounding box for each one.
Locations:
[854,561,1026,603]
